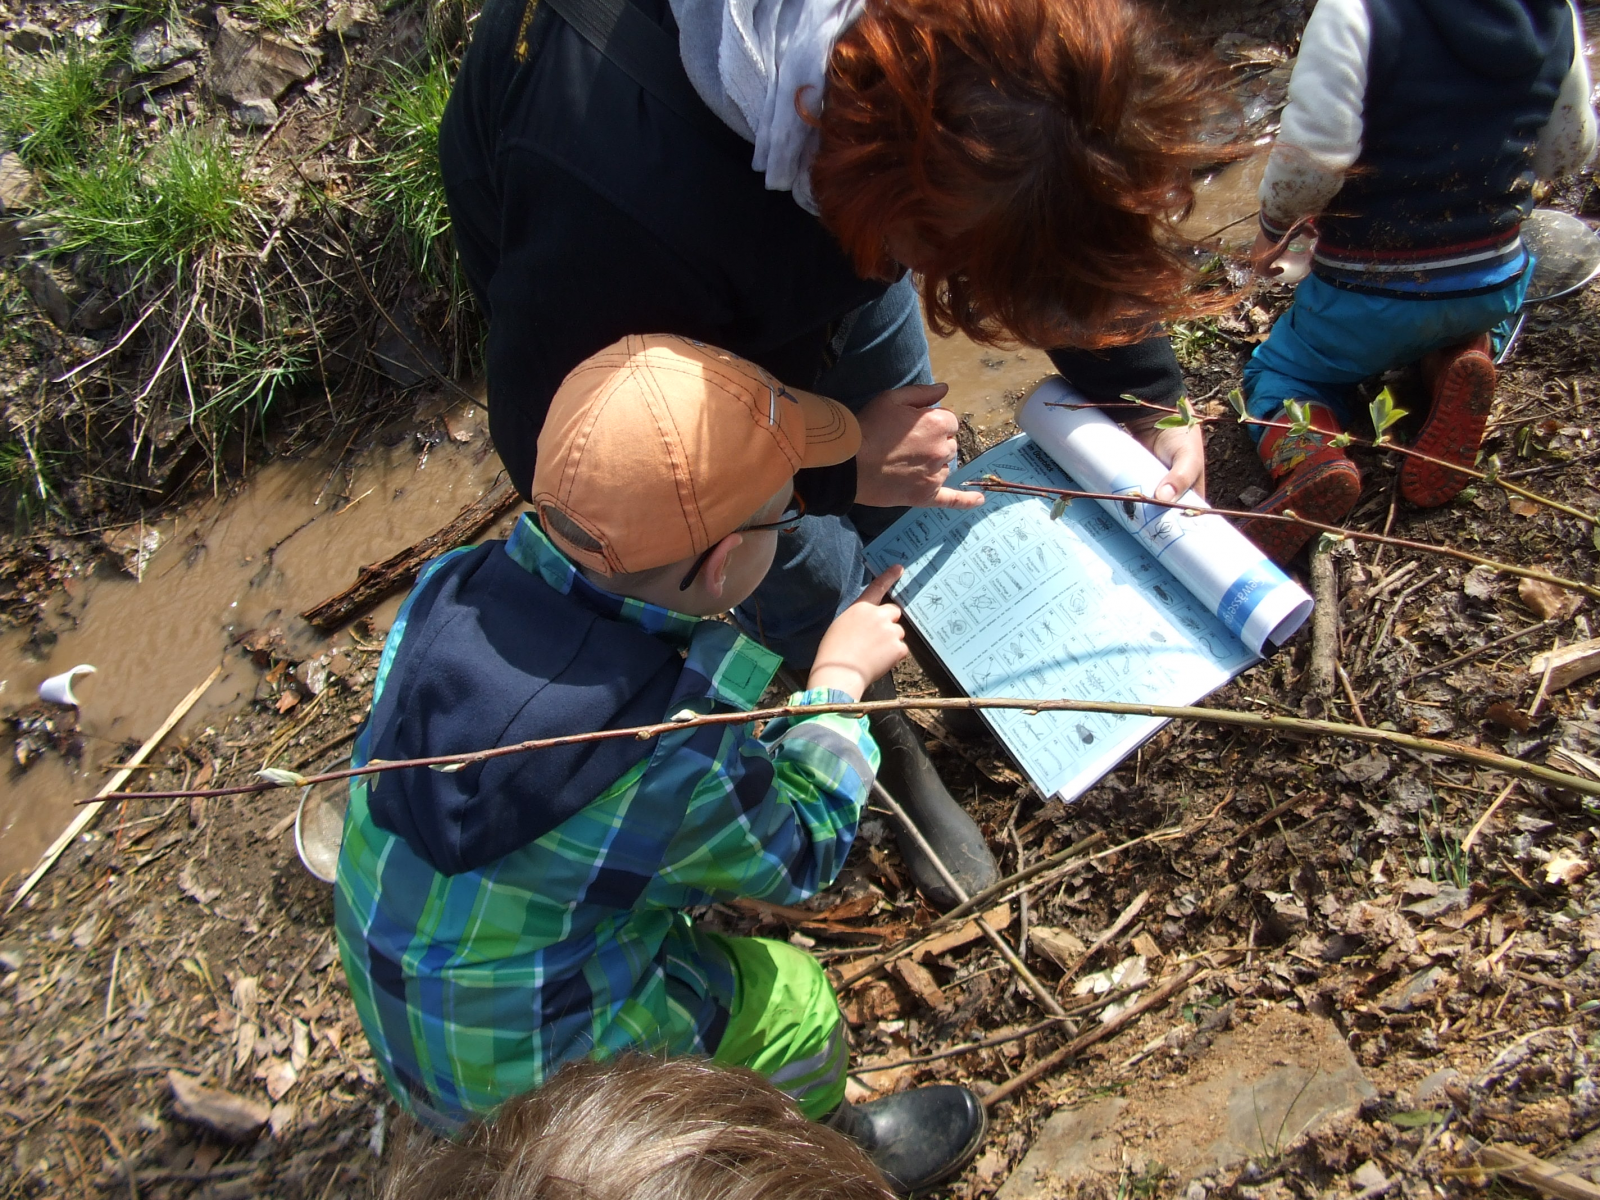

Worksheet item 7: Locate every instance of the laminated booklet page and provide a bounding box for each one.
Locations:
[863,379,1313,802]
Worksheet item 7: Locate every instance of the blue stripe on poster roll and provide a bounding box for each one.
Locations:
[1216,560,1288,642]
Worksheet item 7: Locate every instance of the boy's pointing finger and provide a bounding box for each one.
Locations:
[858,564,903,605]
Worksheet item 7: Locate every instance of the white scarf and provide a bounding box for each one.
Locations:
[669,0,867,214]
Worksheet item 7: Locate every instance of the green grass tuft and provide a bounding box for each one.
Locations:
[368,57,456,282]
[48,125,249,278]
[0,41,111,169]
[239,0,316,29]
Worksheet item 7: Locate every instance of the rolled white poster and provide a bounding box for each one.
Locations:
[1017,378,1312,654]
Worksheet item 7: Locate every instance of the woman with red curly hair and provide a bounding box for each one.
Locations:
[437,0,1228,1020]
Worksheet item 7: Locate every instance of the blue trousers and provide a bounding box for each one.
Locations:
[1241,267,1531,444]
[735,274,933,668]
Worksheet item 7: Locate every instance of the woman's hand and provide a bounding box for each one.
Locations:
[1126,414,1207,503]
[809,567,909,700]
[854,384,985,510]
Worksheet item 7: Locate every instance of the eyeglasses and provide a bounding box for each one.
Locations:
[678,494,807,592]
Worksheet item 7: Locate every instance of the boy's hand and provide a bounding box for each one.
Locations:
[808,566,909,700]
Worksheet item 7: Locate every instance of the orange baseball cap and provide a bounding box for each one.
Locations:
[532,335,861,575]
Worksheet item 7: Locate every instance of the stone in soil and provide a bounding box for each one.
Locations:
[998,1007,1374,1196]
[0,152,41,215]
[208,11,322,109]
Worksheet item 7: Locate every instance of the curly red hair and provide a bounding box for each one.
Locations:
[811,0,1236,349]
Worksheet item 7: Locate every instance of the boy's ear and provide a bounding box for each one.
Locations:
[699,533,744,601]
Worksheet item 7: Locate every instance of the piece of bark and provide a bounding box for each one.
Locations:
[1302,537,1339,698]
[301,483,522,631]
[1479,1144,1600,1200]
[1029,925,1088,973]
[1528,637,1600,692]
[892,959,952,1012]
[168,1070,271,1141]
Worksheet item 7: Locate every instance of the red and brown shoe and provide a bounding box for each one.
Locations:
[1236,402,1363,565]
[1400,333,1495,508]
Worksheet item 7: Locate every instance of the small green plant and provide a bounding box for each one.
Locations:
[1116,1162,1169,1200]
[1418,799,1470,889]
[196,326,314,438]
[48,125,249,278]
[0,41,111,169]
[368,57,456,282]
[0,439,58,529]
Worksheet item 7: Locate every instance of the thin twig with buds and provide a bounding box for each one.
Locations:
[972,476,1600,601]
[88,693,1600,806]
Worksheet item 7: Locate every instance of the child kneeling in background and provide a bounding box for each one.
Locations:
[1239,0,1595,564]
[335,335,984,1194]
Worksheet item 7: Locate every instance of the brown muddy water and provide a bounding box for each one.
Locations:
[0,160,1270,879]
[0,398,508,879]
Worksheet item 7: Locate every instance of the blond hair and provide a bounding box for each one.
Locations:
[381,1056,895,1200]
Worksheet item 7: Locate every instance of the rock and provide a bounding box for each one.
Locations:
[233,98,279,128]
[6,24,57,54]
[998,1008,1374,1196]
[1415,1067,1461,1102]
[1351,1162,1389,1191]
[1378,965,1447,1013]
[208,11,321,108]
[130,24,204,71]
[124,61,199,99]
[1556,1127,1600,1184]
[372,308,446,387]
[168,1071,270,1140]
[0,152,42,214]
[325,2,373,38]
[18,260,73,330]
[1238,485,1269,508]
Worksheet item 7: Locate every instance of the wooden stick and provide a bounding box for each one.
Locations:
[836,832,1109,989]
[8,665,223,912]
[1054,890,1148,994]
[92,693,1600,805]
[1398,618,1561,686]
[1304,538,1339,698]
[1461,781,1518,857]
[300,482,521,631]
[871,783,1069,1020]
[982,961,1203,1108]
[1475,1144,1600,1200]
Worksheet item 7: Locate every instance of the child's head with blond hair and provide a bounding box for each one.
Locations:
[381,1055,895,1200]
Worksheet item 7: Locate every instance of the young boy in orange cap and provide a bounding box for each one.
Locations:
[335,335,985,1194]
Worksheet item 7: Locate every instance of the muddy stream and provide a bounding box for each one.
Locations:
[0,163,1270,880]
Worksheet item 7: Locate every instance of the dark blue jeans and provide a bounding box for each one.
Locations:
[734,274,934,668]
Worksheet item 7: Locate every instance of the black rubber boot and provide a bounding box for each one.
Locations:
[830,1086,987,1195]
[865,677,999,911]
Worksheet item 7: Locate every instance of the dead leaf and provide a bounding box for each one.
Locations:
[891,959,951,1012]
[275,690,301,713]
[178,862,222,906]
[1519,577,1582,621]
[1486,702,1533,733]
[1508,497,1542,518]
[839,980,903,1025]
[234,1022,259,1072]
[1544,852,1591,886]
[268,1101,297,1138]
[259,1057,298,1101]
[1130,932,1163,960]
[289,1018,310,1072]
[168,1070,270,1141]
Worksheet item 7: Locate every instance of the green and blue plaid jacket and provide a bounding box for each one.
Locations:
[334,517,877,1129]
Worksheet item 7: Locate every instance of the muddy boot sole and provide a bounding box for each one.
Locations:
[1401,343,1495,508]
[1236,456,1362,565]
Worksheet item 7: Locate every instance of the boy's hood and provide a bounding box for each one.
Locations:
[364,541,683,876]
[1412,0,1572,81]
